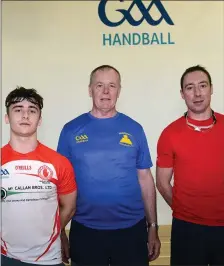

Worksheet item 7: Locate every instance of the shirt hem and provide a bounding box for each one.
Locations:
[173,213,224,226]
[1,254,62,265]
[137,164,153,169]
[58,187,77,195]
[73,216,145,230]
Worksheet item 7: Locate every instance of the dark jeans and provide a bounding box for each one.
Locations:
[171,217,224,265]
[69,218,149,266]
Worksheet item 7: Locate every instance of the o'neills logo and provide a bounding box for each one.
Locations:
[15,165,32,171]
[38,165,53,180]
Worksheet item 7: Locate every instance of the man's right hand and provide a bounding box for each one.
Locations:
[61,229,70,264]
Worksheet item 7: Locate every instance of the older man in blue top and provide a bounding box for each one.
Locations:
[57,65,160,266]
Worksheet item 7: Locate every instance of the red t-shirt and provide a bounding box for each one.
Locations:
[157,112,224,226]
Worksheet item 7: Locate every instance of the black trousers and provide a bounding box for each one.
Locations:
[171,217,224,265]
[69,218,149,266]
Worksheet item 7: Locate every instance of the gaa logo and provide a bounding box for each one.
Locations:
[38,165,53,180]
[75,134,88,143]
[98,0,174,27]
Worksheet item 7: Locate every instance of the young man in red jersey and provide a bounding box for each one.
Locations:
[1,87,77,266]
[156,65,224,265]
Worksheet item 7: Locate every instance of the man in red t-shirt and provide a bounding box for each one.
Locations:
[156,65,224,265]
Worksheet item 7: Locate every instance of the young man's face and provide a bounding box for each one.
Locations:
[5,99,42,137]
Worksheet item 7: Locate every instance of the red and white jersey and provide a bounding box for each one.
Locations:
[1,142,77,265]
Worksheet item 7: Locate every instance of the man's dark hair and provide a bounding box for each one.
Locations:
[89,65,121,86]
[180,65,212,90]
[5,86,43,114]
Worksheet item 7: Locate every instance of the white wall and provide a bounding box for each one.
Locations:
[2,1,224,225]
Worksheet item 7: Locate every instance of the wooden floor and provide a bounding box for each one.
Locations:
[66,225,171,265]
